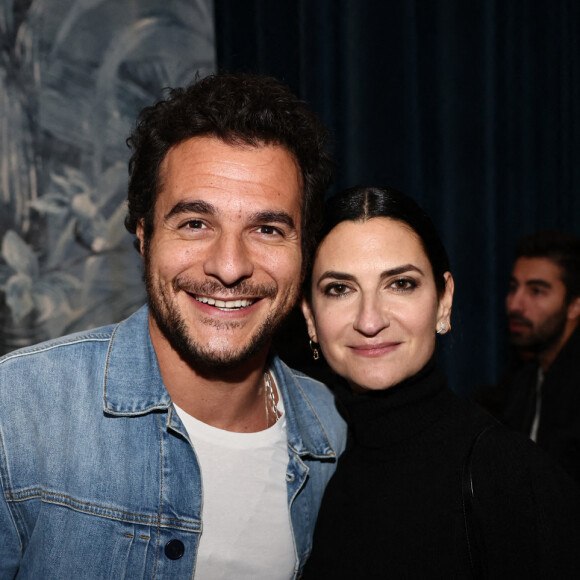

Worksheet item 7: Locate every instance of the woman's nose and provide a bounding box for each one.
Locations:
[353,295,390,336]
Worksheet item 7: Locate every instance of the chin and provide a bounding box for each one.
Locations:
[349,375,400,393]
[349,363,424,393]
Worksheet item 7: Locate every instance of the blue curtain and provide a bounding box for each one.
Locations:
[214,0,580,397]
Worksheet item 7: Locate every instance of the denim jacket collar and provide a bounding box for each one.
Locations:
[103,305,172,415]
[103,306,337,459]
[272,356,338,460]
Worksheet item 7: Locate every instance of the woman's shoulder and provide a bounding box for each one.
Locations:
[469,416,580,574]
[470,413,575,481]
[448,392,580,502]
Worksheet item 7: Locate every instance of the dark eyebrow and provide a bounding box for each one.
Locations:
[525,279,552,289]
[379,264,425,278]
[165,200,215,221]
[317,271,357,283]
[164,203,296,230]
[318,264,425,284]
[249,210,296,230]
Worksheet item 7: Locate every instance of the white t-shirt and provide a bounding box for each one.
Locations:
[174,383,295,580]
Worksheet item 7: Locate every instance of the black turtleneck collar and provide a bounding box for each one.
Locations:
[333,357,451,449]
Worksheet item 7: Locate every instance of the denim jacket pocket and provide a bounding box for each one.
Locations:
[11,500,199,579]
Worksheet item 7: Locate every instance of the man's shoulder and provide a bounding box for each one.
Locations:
[0,306,153,403]
[0,306,149,369]
[0,325,115,410]
[0,324,115,367]
[0,306,154,418]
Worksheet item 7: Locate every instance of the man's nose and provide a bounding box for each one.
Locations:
[506,288,524,313]
[203,233,254,287]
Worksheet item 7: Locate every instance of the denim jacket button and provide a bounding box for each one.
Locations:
[165,539,185,560]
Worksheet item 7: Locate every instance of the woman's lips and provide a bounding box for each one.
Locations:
[348,342,401,357]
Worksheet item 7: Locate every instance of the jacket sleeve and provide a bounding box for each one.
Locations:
[471,425,580,579]
[0,469,21,578]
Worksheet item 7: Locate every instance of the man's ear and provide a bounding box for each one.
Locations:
[135,219,145,256]
[567,296,580,321]
[301,297,319,344]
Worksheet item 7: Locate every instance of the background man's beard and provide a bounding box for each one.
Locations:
[145,269,297,371]
[508,308,568,354]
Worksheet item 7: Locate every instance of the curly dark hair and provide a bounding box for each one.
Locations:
[125,72,334,274]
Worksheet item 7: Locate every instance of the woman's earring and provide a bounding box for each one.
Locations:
[309,339,320,360]
[436,321,447,335]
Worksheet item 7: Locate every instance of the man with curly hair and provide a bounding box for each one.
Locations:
[0,73,346,579]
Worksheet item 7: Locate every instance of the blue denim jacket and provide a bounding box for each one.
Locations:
[0,306,346,579]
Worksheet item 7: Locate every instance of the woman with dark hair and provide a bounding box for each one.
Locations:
[301,186,580,579]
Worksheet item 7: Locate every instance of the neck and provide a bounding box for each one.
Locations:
[149,315,272,432]
[538,318,579,371]
[335,358,447,448]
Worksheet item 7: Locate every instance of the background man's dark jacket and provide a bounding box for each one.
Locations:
[501,325,580,485]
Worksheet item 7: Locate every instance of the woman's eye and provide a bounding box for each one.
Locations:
[390,278,416,291]
[325,283,350,297]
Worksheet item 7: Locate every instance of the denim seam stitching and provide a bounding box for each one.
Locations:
[0,429,24,552]
[5,489,201,532]
[153,413,163,578]
[287,371,337,460]
[0,336,111,364]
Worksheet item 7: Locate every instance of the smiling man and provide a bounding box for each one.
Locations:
[498,231,580,484]
[0,73,346,579]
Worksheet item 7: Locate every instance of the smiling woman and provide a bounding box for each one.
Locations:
[301,186,580,579]
[303,217,452,392]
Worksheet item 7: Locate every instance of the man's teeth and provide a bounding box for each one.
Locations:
[195,296,255,310]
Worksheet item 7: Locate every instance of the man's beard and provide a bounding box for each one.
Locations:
[144,261,298,372]
[508,306,568,354]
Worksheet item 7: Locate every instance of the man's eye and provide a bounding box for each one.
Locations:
[257,225,281,235]
[183,220,205,229]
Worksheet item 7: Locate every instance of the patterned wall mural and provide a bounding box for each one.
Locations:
[0,0,215,354]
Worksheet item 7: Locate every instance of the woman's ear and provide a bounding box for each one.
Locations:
[436,272,454,332]
[301,297,319,343]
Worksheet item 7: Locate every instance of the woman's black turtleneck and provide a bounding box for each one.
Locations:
[302,362,580,579]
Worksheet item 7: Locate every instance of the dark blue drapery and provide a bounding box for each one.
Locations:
[214,0,580,397]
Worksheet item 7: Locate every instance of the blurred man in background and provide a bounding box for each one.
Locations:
[492,231,580,484]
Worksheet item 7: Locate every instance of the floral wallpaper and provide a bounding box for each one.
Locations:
[0,0,215,353]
